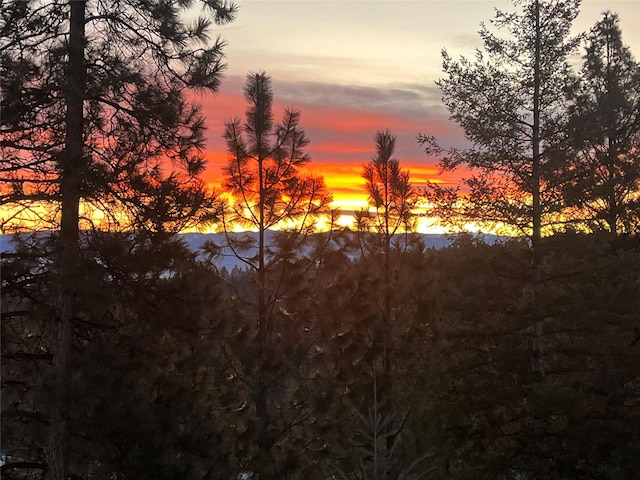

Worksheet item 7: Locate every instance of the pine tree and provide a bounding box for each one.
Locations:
[359,129,418,343]
[356,129,418,463]
[564,11,640,235]
[223,71,331,343]
[1,232,235,478]
[418,0,582,381]
[1,1,236,478]
[220,71,332,476]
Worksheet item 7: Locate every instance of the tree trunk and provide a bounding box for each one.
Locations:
[46,1,85,479]
[531,0,545,382]
[607,142,618,236]
[255,131,273,476]
[379,231,393,462]
[605,35,618,237]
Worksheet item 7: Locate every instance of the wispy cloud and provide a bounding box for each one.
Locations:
[276,79,446,118]
[197,75,467,206]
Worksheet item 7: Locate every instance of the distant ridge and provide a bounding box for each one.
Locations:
[180,231,461,271]
[1,231,504,272]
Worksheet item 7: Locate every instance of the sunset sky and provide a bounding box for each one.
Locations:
[197,0,640,217]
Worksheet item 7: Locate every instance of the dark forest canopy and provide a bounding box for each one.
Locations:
[1,0,639,479]
[2,229,639,478]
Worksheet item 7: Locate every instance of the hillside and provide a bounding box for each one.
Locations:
[1,231,503,272]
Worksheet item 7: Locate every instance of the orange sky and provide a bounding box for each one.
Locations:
[195,0,640,228]
[4,2,638,235]
[198,87,466,216]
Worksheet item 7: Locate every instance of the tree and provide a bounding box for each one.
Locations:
[564,11,640,235]
[220,71,332,476]
[359,129,418,255]
[1,1,236,478]
[1,0,235,234]
[359,129,418,341]
[222,71,331,343]
[1,232,235,479]
[396,234,640,478]
[418,0,581,380]
[406,236,533,479]
[356,129,418,457]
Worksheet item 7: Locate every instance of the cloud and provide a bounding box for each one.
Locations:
[197,76,467,207]
[274,77,446,119]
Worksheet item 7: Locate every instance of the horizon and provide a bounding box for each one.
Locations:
[2,1,638,235]
[196,0,640,218]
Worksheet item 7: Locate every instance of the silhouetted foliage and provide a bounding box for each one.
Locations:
[395,234,640,479]
[1,232,235,479]
[1,1,235,477]
[2,2,639,479]
[217,71,333,476]
[418,0,581,239]
[3,231,638,479]
[563,12,640,235]
[221,71,331,342]
[359,129,418,239]
[353,129,422,464]
[419,0,583,388]
[1,0,235,234]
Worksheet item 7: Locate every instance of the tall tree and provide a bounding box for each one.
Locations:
[1,1,236,478]
[221,71,332,475]
[1,232,235,479]
[360,129,418,253]
[360,129,417,326]
[418,0,581,380]
[357,129,418,452]
[564,11,640,235]
[1,0,235,233]
[222,71,331,347]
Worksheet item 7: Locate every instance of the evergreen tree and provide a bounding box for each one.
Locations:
[564,11,640,235]
[0,1,235,478]
[360,231,639,479]
[223,71,331,346]
[220,71,332,476]
[1,232,235,479]
[359,129,418,344]
[356,129,419,463]
[360,130,417,241]
[406,237,532,479]
[1,0,235,234]
[418,0,581,381]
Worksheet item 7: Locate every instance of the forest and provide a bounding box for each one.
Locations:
[1,0,639,479]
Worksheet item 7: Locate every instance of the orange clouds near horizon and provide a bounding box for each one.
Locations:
[199,87,467,216]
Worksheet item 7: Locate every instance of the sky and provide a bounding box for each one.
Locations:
[196,0,640,222]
